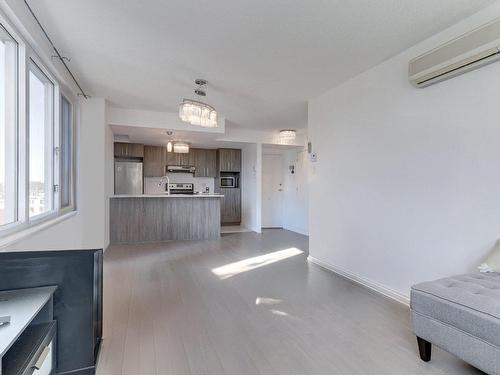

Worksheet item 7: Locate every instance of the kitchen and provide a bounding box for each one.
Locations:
[110,142,241,243]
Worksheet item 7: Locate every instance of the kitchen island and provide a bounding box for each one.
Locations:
[109,194,223,243]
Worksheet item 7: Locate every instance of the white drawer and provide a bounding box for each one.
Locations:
[32,341,53,375]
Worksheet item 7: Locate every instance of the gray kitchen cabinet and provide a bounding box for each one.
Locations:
[193,148,205,177]
[179,152,192,166]
[165,150,193,166]
[188,150,196,166]
[114,143,126,157]
[166,150,178,166]
[206,149,217,177]
[114,142,144,158]
[218,149,241,172]
[220,187,241,224]
[193,149,217,177]
[144,145,166,177]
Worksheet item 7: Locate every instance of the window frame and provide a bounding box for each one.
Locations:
[27,58,57,223]
[0,9,77,241]
[0,22,19,232]
[59,92,76,213]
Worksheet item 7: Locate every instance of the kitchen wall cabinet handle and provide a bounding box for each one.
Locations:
[33,346,50,370]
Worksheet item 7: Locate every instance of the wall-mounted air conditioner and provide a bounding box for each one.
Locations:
[409,18,500,88]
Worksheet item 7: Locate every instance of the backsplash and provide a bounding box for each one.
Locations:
[144,174,215,194]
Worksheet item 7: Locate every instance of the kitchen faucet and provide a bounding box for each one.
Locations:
[158,175,170,194]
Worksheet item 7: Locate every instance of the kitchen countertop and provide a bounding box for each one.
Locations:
[110,194,224,198]
[110,193,222,242]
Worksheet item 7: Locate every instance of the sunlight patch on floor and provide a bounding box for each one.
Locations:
[256,297,282,305]
[212,247,304,279]
[270,309,288,316]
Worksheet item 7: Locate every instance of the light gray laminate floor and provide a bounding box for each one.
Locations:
[97,229,483,375]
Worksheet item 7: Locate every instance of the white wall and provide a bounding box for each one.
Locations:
[221,128,307,147]
[308,3,500,302]
[241,143,262,232]
[283,149,309,235]
[7,98,110,251]
[104,104,115,250]
[74,98,108,249]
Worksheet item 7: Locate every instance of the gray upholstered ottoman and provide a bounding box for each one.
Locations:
[411,273,500,375]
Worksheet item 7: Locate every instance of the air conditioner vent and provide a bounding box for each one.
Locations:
[409,18,500,88]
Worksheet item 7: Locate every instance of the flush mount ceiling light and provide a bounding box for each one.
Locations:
[279,129,297,143]
[179,79,218,128]
[173,142,189,153]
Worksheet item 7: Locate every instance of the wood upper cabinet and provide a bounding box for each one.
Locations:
[193,148,205,177]
[220,187,241,224]
[218,149,241,172]
[193,149,217,177]
[165,150,193,166]
[205,150,217,177]
[165,150,178,166]
[143,146,166,177]
[179,152,192,166]
[114,142,144,158]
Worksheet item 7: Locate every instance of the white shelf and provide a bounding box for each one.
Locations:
[0,286,57,357]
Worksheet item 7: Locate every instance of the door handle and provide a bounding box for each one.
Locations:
[33,346,50,370]
[278,188,283,192]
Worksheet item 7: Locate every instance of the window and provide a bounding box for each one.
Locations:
[29,62,54,218]
[0,25,17,227]
[60,95,73,208]
[0,16,76,241]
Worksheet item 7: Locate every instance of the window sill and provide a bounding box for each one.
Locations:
[0,211,78,250]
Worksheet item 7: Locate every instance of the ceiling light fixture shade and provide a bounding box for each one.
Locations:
[179,99,218,128]
[179,79,218,128]
[167,141,173,152]
[173,142,189,153]
[279,129,297,144]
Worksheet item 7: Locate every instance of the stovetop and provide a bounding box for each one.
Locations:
[168,183,194,194]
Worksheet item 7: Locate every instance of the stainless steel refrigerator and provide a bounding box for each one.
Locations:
[114,161,143,195]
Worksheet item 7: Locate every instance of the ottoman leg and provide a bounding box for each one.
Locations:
[417,336,432,362]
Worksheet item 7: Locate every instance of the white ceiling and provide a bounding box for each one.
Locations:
[30,0,494,131]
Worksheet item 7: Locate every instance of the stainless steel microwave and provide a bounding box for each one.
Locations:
[220,176,236,188]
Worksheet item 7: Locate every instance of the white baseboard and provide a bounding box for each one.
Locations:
[307,256,410,306]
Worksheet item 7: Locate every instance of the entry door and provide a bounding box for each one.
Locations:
[262,154,284,228]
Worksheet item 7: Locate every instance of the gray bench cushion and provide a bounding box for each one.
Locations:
[411,273,500,348]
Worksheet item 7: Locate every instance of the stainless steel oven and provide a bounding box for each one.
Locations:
[220,176,236,188]
[168,183,194,194]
